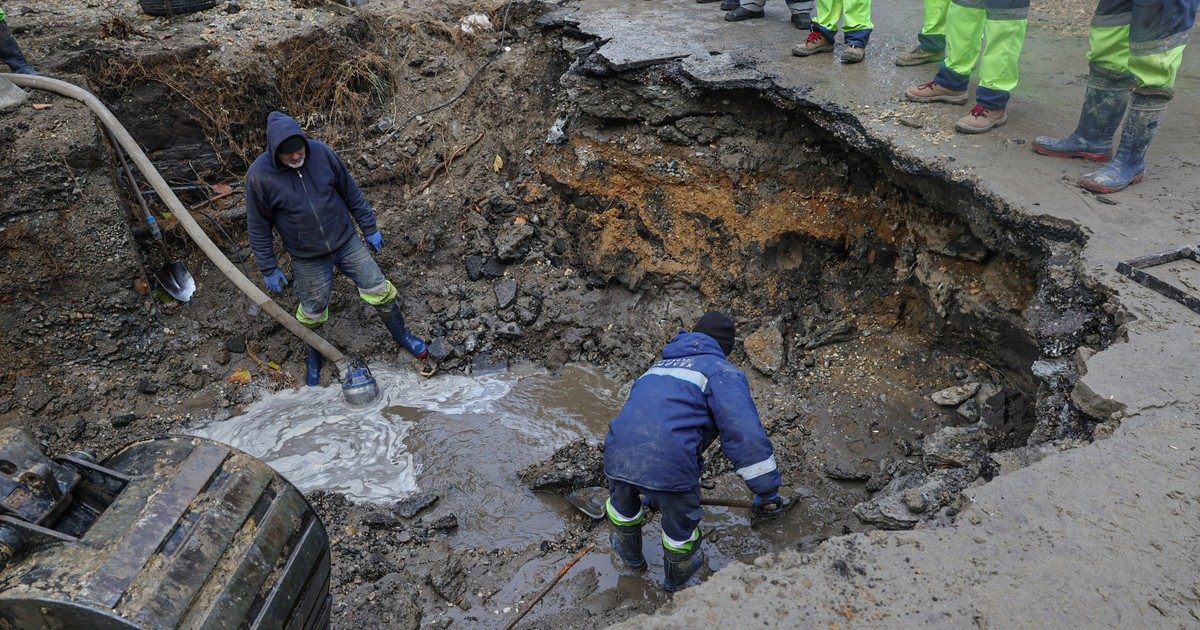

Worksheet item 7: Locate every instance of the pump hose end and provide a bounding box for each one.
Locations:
[341,358,380,406]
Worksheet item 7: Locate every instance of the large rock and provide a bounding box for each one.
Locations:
[743,322,784,375]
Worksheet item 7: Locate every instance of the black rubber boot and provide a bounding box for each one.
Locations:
[1034,64,1134,162]
[662,543,705,592]
[0,21,39,75]
[719,0,740,9]
[1080,91,1167,193]
[790,12,811,29]
[610,524,647,573]
[725,6,765,20]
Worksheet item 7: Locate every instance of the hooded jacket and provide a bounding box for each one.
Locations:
[603,331,782,494]
[245,112,378,272]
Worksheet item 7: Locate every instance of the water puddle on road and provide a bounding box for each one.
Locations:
[187,363,624,548]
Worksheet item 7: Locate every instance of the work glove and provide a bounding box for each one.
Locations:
[263,268,288,293]
[365,231,383,252]
[752,490,783,513]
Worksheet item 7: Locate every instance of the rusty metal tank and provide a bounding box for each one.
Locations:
[0,427,331,629]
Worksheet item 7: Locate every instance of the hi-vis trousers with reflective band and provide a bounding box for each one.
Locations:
[932,0,1029,109]
[918,0,951,52]
[292,236,397,327]
[1088,0,1198,97]
[813,0,874,47]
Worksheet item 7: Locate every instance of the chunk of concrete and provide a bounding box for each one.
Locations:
[931,382,980,406]
[743,322,784,375]
[0,76,28,113]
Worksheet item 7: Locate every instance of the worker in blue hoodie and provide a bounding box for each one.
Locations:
[246,111,435,385]
[603,311,784,592]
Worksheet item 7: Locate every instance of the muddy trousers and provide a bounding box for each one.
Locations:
[606,479,703,554]
[1087,0,1197,97]
[813,0,873,47]
[932,0,1029,109]
[917,0,951,53]
[291,236,425,358]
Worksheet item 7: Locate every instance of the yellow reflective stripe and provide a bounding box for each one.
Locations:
[1129,45,1186,90]
[662,528,700,552]
[605,498,647,526]
[358,280,398,306]
[295,304,329,326]
[977,16,1027,93]
[1087,25,1131,75]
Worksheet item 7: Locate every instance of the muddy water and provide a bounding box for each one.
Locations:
[187,363,624,548]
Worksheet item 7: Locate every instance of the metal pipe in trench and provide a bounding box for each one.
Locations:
[4,74,371,392]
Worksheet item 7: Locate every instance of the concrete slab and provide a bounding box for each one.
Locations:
[559,0,1200,626]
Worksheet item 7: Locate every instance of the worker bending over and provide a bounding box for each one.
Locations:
[603,312,784,592]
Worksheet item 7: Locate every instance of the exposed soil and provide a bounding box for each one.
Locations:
[1,0,1122,628]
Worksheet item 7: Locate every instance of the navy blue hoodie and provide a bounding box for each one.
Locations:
[245,112,378,272]
[604,331,782,494]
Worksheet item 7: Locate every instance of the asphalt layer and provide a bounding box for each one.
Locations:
[560,0,1200,626]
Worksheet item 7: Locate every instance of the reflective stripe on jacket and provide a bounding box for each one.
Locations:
[603,331,782,494]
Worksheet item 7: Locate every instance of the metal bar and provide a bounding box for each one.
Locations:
[1116,244,1200,316]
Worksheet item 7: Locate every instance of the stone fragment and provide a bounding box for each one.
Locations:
[481,258,507,278]
[494,278,518,309]
[494,224,535,261]
[931,382,980,406]
[395,492,440,519]
[743,322,784,375]
[225,335,246,354]
[428,514,459,532]
[465,255,485,280]
[922,424,988,470]
[429,556,465,602]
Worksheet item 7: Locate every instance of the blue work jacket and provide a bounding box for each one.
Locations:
[604,332,782,495]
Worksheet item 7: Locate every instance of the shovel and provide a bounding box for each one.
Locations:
[565,486,794,526]
[110,135,196,302]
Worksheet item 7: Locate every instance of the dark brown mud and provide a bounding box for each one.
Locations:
[0,1,1122,628]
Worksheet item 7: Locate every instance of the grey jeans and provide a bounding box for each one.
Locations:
[292,236,388,324]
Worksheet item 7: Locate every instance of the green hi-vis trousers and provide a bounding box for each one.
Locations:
[918,0,951,53]
[932,0,1029,109]
[1087,0,1197,97]
[813,0,874,47]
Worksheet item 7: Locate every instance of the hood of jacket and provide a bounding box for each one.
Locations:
[265,111,310,170]
[661,331,727,360]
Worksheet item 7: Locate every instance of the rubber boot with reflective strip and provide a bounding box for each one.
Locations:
[1034,67,1132,162]
[610,524,647,573]
[375,301,428,358]
[662,544,705,592]
[1080,92,1166,193]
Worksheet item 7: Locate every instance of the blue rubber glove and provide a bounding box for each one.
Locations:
[263,268,288,293]
[365,231,383,252]
[752,490,783,511]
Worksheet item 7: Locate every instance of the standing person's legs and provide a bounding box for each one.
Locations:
[1081,0,1198,191]
[955,2,1027,133]
[727,0,766,20]
[0,10,38,75]
[840,0,873,62]
[905,0,982,103]
[333,237,430,367]
[1033,0,1135,160]
[291,255,336,386]
[649,487,705,592]
[606,479,649,572]
[792,0,838,55]
[897,0,950,65]
[786,0,816,28]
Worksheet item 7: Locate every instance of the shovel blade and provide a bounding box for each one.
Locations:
[565,486,609,520]
[156,261,196,302]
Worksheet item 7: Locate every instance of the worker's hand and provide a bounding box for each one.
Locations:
[365,231,383,253]
[263,268,288,293]
[752,490,783,513]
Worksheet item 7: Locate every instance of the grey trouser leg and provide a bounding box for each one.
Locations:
[787,0,814,16]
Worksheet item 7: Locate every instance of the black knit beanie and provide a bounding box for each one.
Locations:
[277,135,306,155]
[693,311,736,356]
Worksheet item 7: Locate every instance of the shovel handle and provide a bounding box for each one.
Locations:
[700,497,755,510]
